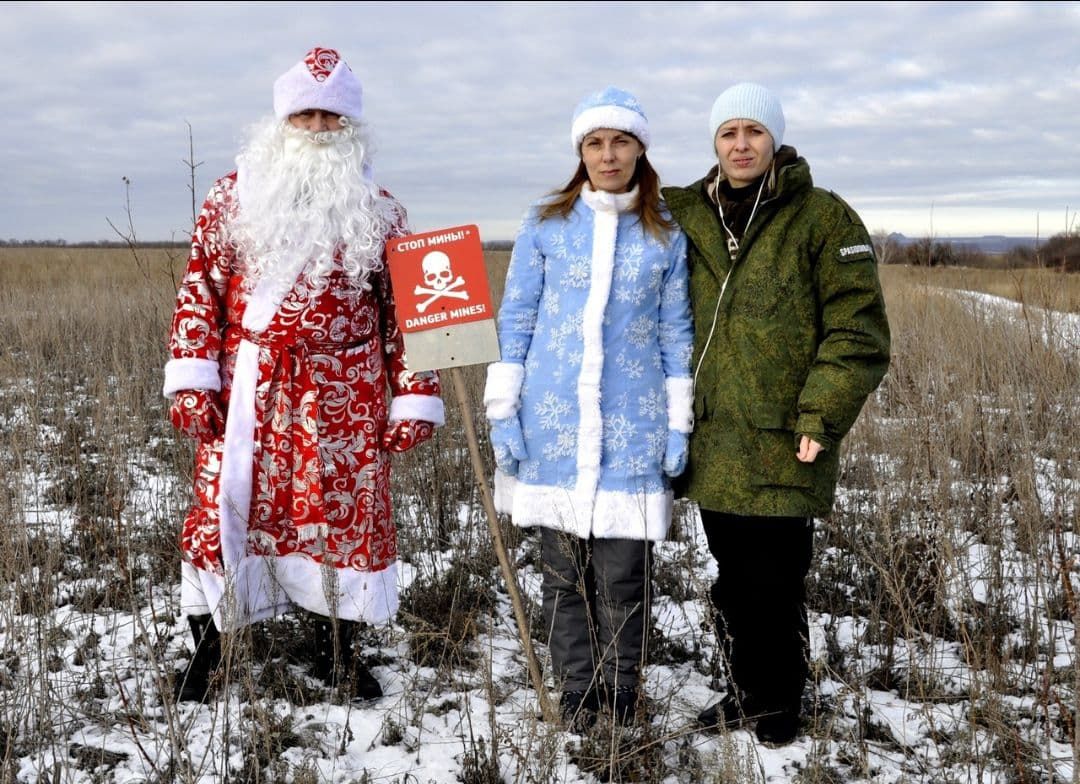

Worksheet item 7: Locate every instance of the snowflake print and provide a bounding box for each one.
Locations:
[614,285,647,306]
[550,233,569,260]
[661,277,688,307]
[638,389,664,421]
[528,246,544,270]
[542,288,560,317]
[604,414,636,452]
[512,310,538,333]
[624,455,649,476]
[534,391,571,429]
[545,322,570,358]
[565,258,591,288]
[503,337,529,360]
[543,426,577,460]
[648,428,666,460]
[616,352,645,380]
[626,315,655,348]
[677,343,694,368]
[648,262,666,289]
[616,243,644,282]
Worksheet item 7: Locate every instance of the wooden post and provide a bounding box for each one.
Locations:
[448,366,556,723]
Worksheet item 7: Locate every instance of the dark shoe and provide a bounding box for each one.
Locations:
[697,692,756,731]
[755,711,800,745]
[312,618,383,702]
[311,617,350,685]
[610,686,642,726]
[560,689,599,732]
[173,614,221,704]
[348,658,384,701]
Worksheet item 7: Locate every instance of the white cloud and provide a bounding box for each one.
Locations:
[2,0,1078,242]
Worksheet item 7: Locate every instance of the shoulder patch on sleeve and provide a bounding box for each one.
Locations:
[838,242,876,262]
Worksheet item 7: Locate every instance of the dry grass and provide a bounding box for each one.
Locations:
[880,263,1080,314]
[1,247,1077,783]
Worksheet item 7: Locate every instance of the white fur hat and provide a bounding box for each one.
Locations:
[709,82,785,152]
[570,86,651,154]
[273,47,363,120]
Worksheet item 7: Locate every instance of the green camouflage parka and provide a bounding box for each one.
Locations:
[661,151,890,518]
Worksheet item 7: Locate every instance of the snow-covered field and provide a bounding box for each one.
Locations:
[1,278,1077,783]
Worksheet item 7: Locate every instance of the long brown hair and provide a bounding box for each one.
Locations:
[536,150,675,242]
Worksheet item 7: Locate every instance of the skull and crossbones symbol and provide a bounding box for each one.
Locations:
[415,251,469,312]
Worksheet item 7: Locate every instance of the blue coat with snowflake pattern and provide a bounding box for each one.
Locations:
[489,185,693,541]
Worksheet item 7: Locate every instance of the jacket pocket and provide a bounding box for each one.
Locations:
[749,404,814,489]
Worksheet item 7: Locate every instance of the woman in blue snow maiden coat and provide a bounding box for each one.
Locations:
[483,86,694,730]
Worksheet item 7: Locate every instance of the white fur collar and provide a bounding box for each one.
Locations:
[581,183,639,214]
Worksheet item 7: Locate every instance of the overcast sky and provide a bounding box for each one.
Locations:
[3,1,1078,243]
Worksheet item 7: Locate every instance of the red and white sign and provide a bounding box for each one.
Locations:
[386,225,494,333]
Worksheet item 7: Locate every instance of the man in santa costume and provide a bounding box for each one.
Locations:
[163,46,443,703]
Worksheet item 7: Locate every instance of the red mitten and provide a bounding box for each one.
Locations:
[381,420,435,453]
[169,389,225,441]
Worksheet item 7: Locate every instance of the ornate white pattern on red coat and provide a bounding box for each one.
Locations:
[168,173,440,628]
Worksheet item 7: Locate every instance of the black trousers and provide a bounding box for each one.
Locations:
[539,528,652,694]
[700,511,813,715]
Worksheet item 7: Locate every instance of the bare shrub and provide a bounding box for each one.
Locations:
[2,248,1077,782]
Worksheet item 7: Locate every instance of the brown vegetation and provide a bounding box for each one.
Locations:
[0,247,1077,783]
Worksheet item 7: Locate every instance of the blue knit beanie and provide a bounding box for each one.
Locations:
[709,82,785,152]
[570,86,651,154]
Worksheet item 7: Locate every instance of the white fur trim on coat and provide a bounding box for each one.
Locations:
[665,376,694,433]
[389,393,445,425]
[507,482,672,541]
[163,357,221,398]
[483,361,525,420]
[573,192,618,511]
[181,557,398,632]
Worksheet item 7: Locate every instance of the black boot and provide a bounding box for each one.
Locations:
[560,688,600,732]
[311,617,345,685]
[697,689,760,731]
[173,614,220,704]
[312,617,383,702]
[610,686,643,727]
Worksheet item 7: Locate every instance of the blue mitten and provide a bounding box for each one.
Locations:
[489,416,528,476]
[662,430,689,477]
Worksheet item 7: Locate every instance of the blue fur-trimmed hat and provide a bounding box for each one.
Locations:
[570,86,650,154]
[709,82,785,152]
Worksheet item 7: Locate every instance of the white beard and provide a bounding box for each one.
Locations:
[228,117,403,297]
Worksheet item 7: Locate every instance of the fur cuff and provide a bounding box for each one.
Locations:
[163,357,221,399]
[666,376,694,433]
[483,362,525,420]
[389,394,445,426]
[493,469,516,515]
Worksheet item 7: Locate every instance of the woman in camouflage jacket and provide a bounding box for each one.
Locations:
[661,83,890,745]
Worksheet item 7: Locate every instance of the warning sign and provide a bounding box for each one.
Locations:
[386,225,494,333]
[386,224,500,371]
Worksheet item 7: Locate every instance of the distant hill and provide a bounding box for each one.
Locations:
[888,233,1040,254]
